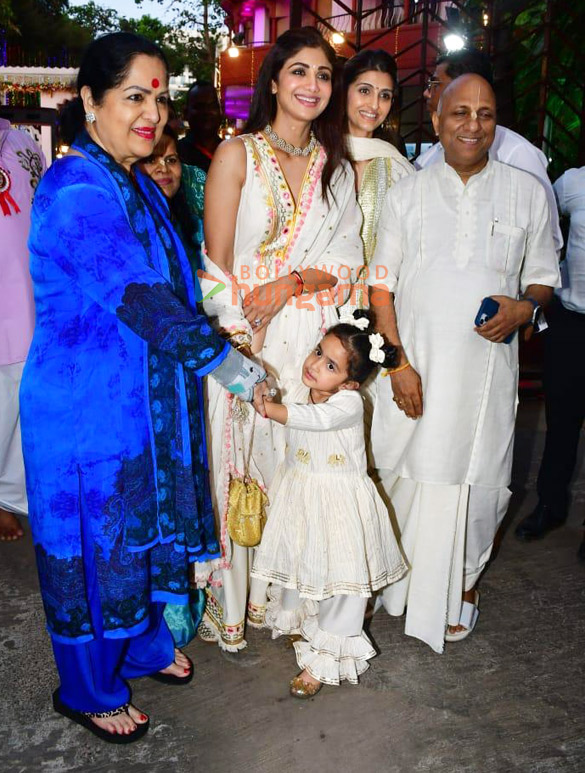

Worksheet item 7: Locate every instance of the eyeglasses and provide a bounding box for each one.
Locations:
[143,154,180,168]
[425,78,442,91]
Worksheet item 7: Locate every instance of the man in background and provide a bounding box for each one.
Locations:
[0,119,45,540]
[178,81,222,174]
[515,165,585,561]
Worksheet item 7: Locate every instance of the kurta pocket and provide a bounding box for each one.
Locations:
[487,222,526,275]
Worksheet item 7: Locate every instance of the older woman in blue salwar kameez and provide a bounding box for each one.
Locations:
[21,32,266,744]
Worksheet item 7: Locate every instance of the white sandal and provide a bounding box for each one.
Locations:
[445,590,480,642]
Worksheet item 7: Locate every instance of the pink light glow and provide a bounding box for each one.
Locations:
[224,85,254,121]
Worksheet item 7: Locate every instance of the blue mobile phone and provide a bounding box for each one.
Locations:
[475,297,514,344]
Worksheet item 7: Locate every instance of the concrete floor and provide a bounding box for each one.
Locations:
[1,397,584,773]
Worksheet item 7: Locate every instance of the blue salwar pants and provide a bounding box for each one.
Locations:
[51,603,175,713]
[49,488,175,713]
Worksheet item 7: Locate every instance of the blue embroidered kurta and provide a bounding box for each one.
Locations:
[21,135,229,644]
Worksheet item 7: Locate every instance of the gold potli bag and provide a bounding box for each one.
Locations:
[227,407,268,548]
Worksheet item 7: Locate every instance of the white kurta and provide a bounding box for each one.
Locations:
[554,167,585,314]
[415,126,563,253]
[200,133,363,650]
[369,159,559,487]
[367,159,560,652]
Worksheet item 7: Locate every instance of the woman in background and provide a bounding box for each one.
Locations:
[140,125,205,278]
[344,48,413,294]
[342,50,414,461]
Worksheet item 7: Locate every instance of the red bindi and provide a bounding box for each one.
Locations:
[151,78,160,88]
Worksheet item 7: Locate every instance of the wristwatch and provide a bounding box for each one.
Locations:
[523,296,542,328]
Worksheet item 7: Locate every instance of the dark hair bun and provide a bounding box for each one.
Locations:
[59,96,86,146]
[329,308,398,383]
[380,341,399,370]
[352,308,371,327]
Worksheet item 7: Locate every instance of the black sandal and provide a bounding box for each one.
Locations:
[149,651,194,686]
[52,690,149,744]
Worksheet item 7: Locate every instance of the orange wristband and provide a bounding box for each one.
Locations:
[291,270,304,297]
[385,361,411,376]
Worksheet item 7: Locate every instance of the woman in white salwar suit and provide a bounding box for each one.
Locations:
[343,49,414,275]
[198,27,363,651]
[342,49,414,450]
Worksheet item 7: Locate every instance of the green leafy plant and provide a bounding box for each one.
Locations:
[135,0,227,81]
[460,0,583,178]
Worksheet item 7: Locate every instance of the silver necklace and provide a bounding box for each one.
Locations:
[264,124,317,157]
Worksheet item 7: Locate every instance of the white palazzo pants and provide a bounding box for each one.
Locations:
[377,470,511,654]
[267,586,375,685]
[0,362,28,516]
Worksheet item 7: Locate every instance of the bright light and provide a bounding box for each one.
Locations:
[444,33,466,52]
[59,144,69,154]
[331,32,345,45]
[482,12,489,26]
[227,127,234,135]
[227,45,240,58]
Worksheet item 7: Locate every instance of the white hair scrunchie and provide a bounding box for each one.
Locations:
[338,308,370,331]
[368,333,385,364]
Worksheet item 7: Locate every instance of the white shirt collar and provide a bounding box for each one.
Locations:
[441,157,493,188]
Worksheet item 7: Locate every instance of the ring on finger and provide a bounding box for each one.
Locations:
[253,317,262,327]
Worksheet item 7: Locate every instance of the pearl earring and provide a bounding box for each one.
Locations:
[85,112,96,124]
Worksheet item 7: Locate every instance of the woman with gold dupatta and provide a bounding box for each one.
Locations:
[342,49,414,459]
[344,48,414,308]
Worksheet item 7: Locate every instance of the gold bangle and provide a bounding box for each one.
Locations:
[386,361,411,376]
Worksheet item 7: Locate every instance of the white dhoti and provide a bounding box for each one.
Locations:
[0,361,28,516]
[377,470,511,653]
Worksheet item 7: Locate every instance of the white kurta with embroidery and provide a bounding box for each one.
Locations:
[367,159,560,652]
[251,389,407,599]
[199,133,363,649]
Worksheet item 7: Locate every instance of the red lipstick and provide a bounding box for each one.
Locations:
[133,127,156,141]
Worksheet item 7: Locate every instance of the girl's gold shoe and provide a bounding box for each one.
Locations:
[289,673,323,699]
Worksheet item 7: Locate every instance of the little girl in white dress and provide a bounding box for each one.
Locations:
[251,310,407,697]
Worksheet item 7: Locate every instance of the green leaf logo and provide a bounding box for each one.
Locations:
[196,269,226,301]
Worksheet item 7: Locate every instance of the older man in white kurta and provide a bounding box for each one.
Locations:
[368,74,560,653]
